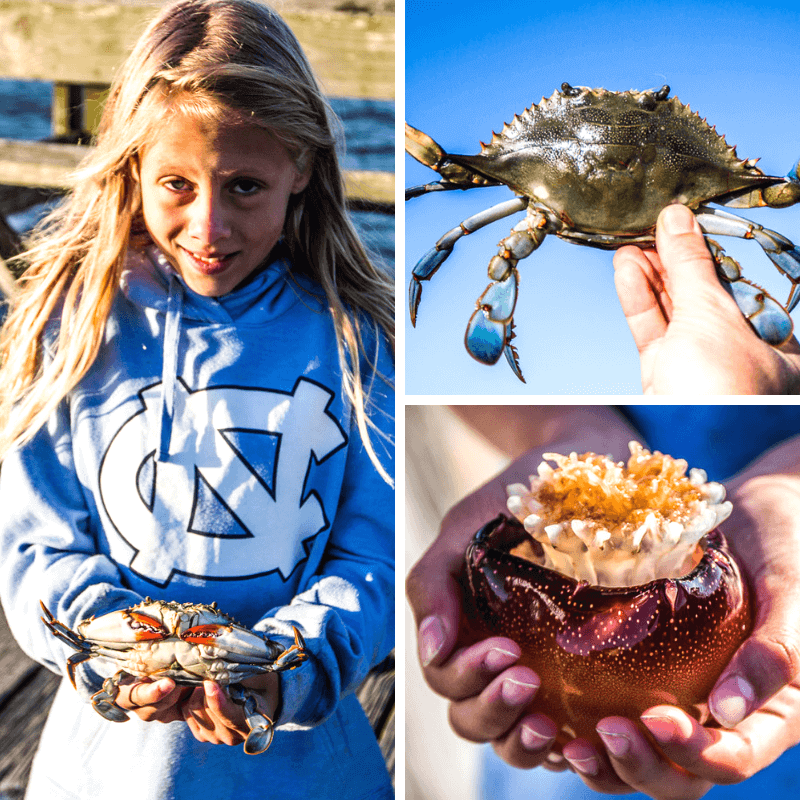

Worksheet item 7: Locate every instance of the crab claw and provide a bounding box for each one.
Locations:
[465,269,525,381]
[725,278,794,345]
[228,683,275,755]
[90,672,131,723]
[409,246,450,325]
[244,721,275,756]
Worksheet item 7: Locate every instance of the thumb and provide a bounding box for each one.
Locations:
[130,677,176,707]
[708,594,800,728]
[655,204,721,298]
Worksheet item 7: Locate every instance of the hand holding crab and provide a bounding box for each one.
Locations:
[614,204,800,394]
[181,673,280,750]
[406,83,800,384]
[41,599,308,755]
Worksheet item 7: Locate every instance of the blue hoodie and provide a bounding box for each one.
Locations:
[0,247,394,799]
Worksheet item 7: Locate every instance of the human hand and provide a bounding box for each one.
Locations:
[114,676,190,723]
[553,471,800,798]
[181,673,280,748]
[406,410,639,770]
[614,203,800,395]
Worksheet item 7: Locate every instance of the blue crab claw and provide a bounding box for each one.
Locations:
[244,722,274,756]
[725,279,794,345]
[409,246,450,325]
[465,314,525,382]
[465,310,506,365]
[90,673,131,723]
[91,691,130,723]
[228,683,275,755]
[464,270,524,381]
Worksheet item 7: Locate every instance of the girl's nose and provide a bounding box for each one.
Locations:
[187,194,232,244]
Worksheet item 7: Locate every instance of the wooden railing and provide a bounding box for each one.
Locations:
[0,0,395,205]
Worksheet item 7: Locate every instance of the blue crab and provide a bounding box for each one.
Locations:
[41,599,307,754]
[406,83,800,382]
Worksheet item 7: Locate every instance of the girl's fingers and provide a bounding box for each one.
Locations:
[122,677,176,708]
[447,666,540,742]
[595,716,713,800]
[422,636,522,700]
[201,681,246,743]
[182,686,214,738]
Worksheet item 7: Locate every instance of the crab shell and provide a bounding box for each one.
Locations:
[71,599,292,685]
[448,85,790,237]
[464,515,752,745]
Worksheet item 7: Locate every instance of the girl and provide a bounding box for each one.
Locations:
[0,2,394,798]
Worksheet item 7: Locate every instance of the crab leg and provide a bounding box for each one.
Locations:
[696,206,800,312]
[408,197,527,325]
[405,123,501,199]
[705,238,794,345]
[465,208,552,382]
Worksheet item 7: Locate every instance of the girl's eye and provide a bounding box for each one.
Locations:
[164,178,191,193]
[230,179,263,196]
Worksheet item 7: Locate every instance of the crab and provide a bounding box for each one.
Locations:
[406,83,800,381]
[40,599,308,755]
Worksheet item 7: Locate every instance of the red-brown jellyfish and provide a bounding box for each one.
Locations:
[463,443,752,746]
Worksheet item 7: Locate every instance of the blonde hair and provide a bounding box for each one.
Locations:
[0,0,394,482]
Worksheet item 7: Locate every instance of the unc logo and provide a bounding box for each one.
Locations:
[99,378,347,585]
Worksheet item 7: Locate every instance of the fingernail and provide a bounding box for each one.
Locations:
[596,726,630,757]
[640,714,677,743]
[709,675,756,728]
[661,203,696,235]
[418,615,446,667]
[520,723,555,751]
[564,753,599,776]
[500,676,538,706]
[483,646,519,672]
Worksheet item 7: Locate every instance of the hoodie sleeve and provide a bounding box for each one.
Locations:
[258,329,395,728]
[0,400,143,699]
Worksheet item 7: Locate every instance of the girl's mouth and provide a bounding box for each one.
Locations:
[179,246,237,275]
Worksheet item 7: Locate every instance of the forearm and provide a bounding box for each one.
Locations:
[726,432,800,492]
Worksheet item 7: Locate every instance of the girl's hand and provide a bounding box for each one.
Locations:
[557,472,800,798]
[114,677,190,723]
[182,673,280,747]
[613,203,800,395]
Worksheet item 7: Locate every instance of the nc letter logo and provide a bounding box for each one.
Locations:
[99,378,346,585]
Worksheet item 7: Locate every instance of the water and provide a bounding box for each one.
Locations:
[0,80,395,267]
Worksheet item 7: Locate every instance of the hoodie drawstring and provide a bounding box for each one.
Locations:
[158,271,184,462]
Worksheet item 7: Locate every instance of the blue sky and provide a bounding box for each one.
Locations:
[404,0,800,395]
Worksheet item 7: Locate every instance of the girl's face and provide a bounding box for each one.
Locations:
[138,110,310,296]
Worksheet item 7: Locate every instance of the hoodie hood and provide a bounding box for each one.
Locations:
[119,245,326,461]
